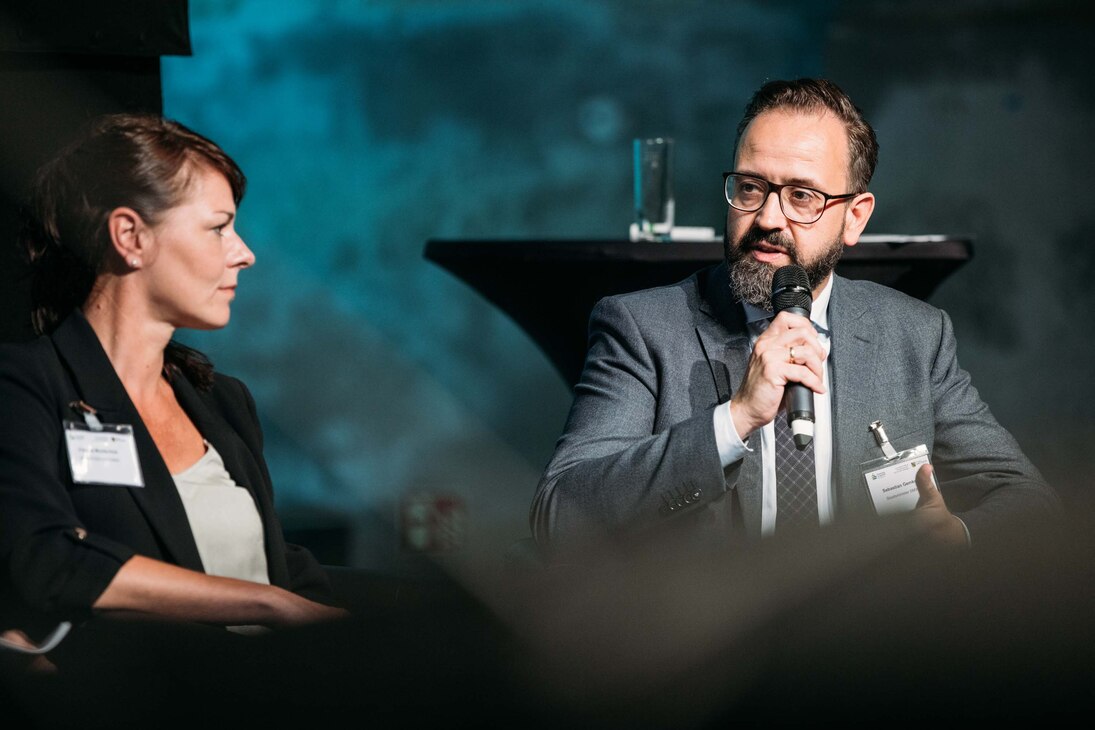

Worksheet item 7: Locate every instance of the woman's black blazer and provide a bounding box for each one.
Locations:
[0,311,334,624]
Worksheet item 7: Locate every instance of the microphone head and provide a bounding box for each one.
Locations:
[771,265,812,314]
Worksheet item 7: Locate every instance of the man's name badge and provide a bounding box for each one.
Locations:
[861,420,930,516]
[64,420,144,487]
[862,444,930,516]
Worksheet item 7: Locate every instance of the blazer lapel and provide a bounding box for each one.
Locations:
[694,263,764,535]
[172,377,290,587]
[50,312,205,571]
[171,377,263,504]
[828,275,879,519]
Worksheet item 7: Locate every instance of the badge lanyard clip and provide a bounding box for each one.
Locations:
[868,420,898,460]
[69,400,103,431]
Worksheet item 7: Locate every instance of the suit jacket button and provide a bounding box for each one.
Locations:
[73,527,88,540]
[691,489,702,500]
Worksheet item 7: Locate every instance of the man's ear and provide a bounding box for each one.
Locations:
[842,192,875,248]
[106,207,148,267]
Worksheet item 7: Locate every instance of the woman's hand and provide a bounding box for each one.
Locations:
[266,588,351,628]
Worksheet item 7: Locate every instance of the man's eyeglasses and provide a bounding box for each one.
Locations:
[723,172,858,224]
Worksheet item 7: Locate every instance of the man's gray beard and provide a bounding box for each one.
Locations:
[724,226,845,310]
[727,253,779,310]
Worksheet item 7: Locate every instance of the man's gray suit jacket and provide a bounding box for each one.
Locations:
[531,262,1057,548]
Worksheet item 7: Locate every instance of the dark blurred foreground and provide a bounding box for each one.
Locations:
[3,504,1093,728]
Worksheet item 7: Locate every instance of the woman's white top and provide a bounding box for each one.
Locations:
[172,442,270,585]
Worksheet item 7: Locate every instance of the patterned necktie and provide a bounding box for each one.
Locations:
[774,408,818,531]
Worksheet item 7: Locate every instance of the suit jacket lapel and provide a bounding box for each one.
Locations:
[50,312,205,571]
[694,263,764,535]
[828,275,879,519]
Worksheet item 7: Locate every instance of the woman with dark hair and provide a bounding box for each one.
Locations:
[0,114,347,648]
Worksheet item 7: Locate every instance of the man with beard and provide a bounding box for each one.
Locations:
[530,78,1057,553]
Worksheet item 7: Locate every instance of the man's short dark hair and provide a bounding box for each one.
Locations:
[736,78,878,193]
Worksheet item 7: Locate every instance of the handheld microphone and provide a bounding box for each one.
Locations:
[772,265,814,449]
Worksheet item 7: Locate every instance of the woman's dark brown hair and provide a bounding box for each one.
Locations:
[23,114,247,389]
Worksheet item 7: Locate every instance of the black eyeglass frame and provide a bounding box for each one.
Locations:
[722,171,859,224]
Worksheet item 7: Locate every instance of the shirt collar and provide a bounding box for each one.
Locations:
[812,274,833,333]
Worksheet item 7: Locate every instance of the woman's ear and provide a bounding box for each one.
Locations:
[107,207,147,269]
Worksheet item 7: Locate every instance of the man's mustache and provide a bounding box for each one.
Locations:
[738,227,799,263]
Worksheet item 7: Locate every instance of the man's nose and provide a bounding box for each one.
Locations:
[754,189,788,229]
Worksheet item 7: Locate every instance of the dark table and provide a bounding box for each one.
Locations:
[424,236,972,386]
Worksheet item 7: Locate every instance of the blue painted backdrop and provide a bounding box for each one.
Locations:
[162,0,1095,577]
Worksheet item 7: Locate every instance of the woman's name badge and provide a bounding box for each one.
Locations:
[63,402,144,487]
[860,420,929,516]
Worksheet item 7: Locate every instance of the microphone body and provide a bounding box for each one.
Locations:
[771,265,815,449]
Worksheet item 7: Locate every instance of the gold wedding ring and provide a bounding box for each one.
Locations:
[789,346,797,363]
